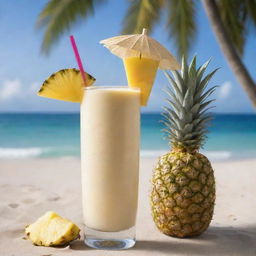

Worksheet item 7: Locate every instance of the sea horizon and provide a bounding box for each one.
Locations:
[0,112,255,161]
[0,111,255,114]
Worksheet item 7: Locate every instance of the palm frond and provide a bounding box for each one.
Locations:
[243,0,256,26]
[167,0,196,58]
[218,0,246,55]
[37,0,105,54]
[122,0,164,34]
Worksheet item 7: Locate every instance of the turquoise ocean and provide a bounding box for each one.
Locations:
[0,113,255,161]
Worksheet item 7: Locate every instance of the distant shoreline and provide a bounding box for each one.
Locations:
[0,149,255,162]
[0,113,255,161]
[0,112,255,115]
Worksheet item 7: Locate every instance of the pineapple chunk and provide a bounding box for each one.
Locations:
[25,211,80,246]
[123,57,159,106]
[38,68,96,103]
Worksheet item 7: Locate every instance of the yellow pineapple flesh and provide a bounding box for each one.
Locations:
[123,56,159,106]
[25,211,80,246]
[38,68,95,103]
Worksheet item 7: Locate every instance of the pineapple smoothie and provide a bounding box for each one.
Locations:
[80,86,140,232]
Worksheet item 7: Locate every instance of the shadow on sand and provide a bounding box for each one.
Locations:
[70,225,256,255]
[134,225,256,255]
[70,240,89,250]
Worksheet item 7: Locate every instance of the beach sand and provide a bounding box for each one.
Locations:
[0,157,256,256]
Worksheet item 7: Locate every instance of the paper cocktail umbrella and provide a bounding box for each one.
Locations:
[100,28,180,105]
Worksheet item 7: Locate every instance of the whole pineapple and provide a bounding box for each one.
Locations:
[151,56,217,238]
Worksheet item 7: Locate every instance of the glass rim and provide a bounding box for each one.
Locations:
[83,86,140,91]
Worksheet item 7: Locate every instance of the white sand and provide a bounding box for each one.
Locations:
[0,157,256,256]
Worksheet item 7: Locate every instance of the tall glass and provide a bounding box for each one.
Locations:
[80,86,140,250]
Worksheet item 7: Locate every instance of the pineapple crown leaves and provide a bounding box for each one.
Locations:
[162,56,219,153]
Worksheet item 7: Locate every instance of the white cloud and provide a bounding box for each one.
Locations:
[0,80,21,100]
[0,80,40,102]
[218,81,232,99]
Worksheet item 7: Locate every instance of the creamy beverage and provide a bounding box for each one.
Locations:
[80,86,140,232]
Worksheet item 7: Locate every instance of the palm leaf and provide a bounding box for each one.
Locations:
[244,0,256,25]
[122,0,164,34]
[37,0,105,54]
[218,0,246,55]
[167,0,196,58]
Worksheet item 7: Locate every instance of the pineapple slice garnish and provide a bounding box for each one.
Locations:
[38,68,95,103]
[123,57,159,106]
[25,211,80,246]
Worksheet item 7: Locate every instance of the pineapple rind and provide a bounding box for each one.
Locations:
[25,211,80,246]
[151,152,215,238]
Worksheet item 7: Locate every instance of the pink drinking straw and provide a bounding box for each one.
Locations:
[69,35,87,86]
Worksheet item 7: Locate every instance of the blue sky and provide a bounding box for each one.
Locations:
[0,0,255,113]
